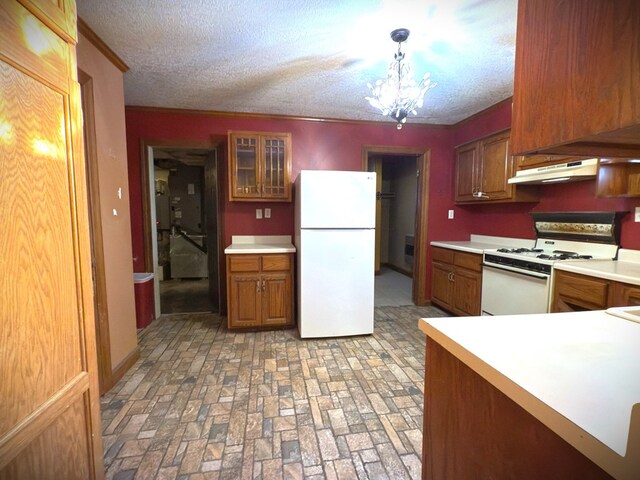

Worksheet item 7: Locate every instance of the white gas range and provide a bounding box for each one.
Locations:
[481,212,625,316]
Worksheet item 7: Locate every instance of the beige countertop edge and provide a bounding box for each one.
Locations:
[554,261,640,286]
[224,244,296,254]
[418,319,640,480]
[429,241,505,254]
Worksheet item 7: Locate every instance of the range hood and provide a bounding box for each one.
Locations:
[508,158,598,184]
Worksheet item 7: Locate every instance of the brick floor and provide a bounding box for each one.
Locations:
[100,305,449,479]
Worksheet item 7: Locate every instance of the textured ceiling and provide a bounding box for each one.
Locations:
[76,0,517,125]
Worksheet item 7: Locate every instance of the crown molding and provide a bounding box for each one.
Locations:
[77,17,129,72]
[124,105,452,129]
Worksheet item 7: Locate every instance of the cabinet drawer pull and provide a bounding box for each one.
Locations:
[262,279,266,292]
[256,279,261,292]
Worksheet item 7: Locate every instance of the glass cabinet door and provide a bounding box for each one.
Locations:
[231,134,259,197]
[262,136,288,199]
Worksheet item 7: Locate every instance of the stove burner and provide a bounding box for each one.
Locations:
[536,253,593,261]
[496,247,544,254]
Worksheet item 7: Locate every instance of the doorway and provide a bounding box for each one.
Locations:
[363,146,430,306]
[140,141,223,316]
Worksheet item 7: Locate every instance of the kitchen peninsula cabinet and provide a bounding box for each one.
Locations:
[228,131,292,202]
[455,129,538,204]
[512,0,640,157]
[430,247,481,316]
[226,253,294,329]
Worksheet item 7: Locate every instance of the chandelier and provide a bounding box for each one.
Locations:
[366,28,436,129]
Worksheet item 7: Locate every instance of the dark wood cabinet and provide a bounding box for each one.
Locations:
[596,159,640,198]
[228,131,292,202]
[610,282,640,307]
[552,269,640,312]
[512,0,640,157]
[226,253,294,329]
[431,247,482,316]
[552,270,610,312]
[455,129,538,204]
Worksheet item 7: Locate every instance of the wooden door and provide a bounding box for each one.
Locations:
[261,273,292,326]
[480,131,513,201]
[228,274,262,327]
[455,143,478,201]
[431,263,454,310]
[452,269,482,316]
[0,1,103,478]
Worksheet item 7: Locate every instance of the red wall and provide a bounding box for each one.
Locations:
[125,109,458,299]
[125,104,640,302]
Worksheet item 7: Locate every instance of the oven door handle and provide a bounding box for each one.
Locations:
[482,263,550,280]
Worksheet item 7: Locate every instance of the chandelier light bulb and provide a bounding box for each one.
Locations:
[365,28,436,129]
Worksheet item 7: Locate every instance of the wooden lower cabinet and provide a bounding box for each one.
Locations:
[227,253,294,329]
[552,269,640,312]
[611,282,640,306]
[430,247,482,316]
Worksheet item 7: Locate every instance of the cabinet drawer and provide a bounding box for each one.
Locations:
[228,255,260,273]
[555,271,609,308]
[262,254,291,272]
[454,251,482,272]
[432,247,454,264]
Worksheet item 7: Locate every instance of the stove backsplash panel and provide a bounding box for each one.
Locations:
[529,211,628,244]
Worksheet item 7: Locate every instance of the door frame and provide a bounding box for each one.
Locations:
[139,137,225,313]
[362,145,430,306]
[78,70,112,394]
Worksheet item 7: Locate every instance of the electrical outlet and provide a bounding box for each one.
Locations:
[256,209,262,219]
[448,209,454,220]
[635,206,640,222]
[264,208,271,219]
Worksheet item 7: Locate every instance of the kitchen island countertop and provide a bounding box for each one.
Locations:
[224,235,296,254]
[554,248,640,286]
[430,234,534,254]
[419,311,640,480]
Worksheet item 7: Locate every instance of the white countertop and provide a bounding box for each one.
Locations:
[554,249,640,286]
[224,235,296,254]
[419,311,640,480]
[431,234,534,254]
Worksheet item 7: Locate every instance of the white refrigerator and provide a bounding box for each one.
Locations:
[295,170,376,338]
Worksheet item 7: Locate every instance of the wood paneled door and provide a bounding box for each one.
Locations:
[0,1,104,478]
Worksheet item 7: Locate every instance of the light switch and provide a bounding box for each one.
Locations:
[256,209,263,219]
[448,209,454,219]
[635,206,640,222]
[264,208,271,219]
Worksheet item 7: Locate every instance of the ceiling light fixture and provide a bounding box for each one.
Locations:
[366,28,436,130]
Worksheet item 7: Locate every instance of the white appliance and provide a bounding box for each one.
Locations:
[295,170,376,338]
[481,211,622,316]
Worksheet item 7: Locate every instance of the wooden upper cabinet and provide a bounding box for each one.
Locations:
[228,131,292,202]
[512,0,640,157]
[479,131,514,201]
[455,129,538,204]
[454,143,478,202]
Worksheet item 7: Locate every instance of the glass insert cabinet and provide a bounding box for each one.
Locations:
[228,131,292,202]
